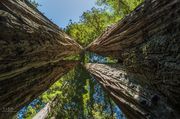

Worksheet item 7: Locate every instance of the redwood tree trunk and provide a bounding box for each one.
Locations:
[85,63,180,119]
[86,0,180,110]
[0,0,81,117]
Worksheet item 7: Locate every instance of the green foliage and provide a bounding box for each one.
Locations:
[65,0,143,47]
[28,0,39,7]
[45,66,88,118]
[65,8,120,47]
[41,81,63,103]
[92,104,116,119]
[24,106,37,119]
[96,0,144,15]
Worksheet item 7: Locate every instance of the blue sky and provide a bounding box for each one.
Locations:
[35,0,99,28]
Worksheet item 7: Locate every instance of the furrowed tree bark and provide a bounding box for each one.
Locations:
[0,0,82,117]
[86,0,180,110]
[85,63,180,119]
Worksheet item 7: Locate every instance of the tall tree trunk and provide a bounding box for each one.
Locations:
[0,0,82,117]
[86,0,180,110]
[85,63,180,119]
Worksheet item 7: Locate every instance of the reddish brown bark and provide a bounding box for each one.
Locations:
[86,0,180,110]
[0,0,81,118]
[85,63,180,119]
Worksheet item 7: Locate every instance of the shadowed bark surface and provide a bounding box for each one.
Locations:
[86,63,180,119]
[0,0,82,118]
[87,0,180,110]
